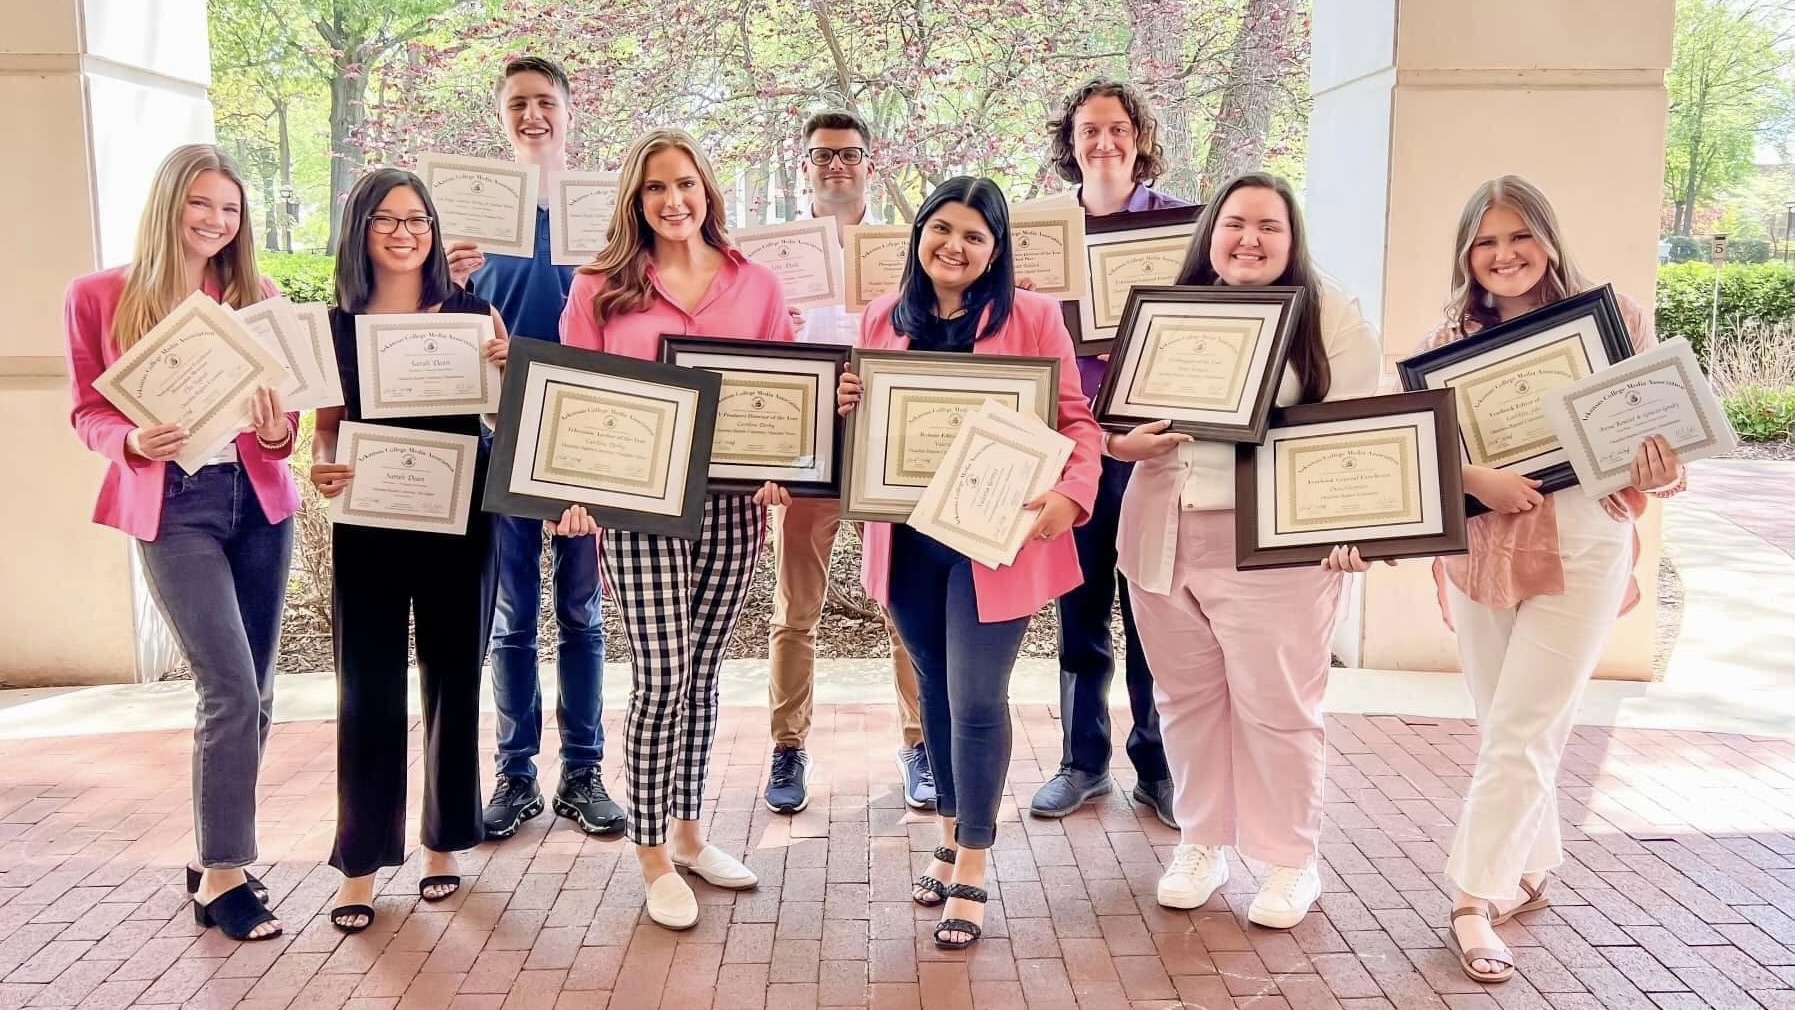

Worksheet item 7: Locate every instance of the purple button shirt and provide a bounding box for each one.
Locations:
[1075,184,1194,398]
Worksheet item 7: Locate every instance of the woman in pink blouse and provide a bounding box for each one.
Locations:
[556,129,793,931]
[1417,176,1684,984]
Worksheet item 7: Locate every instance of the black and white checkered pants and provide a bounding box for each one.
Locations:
[600,493,766,846]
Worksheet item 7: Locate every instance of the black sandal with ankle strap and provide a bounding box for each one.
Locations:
[912,846,956,907]
[193,882,281,942]
[933,883,987,950]
[188,866,269,904]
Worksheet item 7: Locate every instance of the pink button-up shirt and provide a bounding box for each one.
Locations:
[559,247,795,358]
[65,266,300,541]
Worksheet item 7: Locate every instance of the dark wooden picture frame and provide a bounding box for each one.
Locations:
[1063,203,1205,356]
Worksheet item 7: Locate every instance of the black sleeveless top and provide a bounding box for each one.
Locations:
[328,287,496,438]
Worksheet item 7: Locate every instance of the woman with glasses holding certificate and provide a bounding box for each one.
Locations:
[1408,176,1681,985]
[1109,173,1381,929]
[836,176,1102,950]
[556,128,794,932]
[308,168,511,934]
[64,143,297,943]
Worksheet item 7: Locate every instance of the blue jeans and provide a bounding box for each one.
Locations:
[137,463,292,868]
[884,527,1029,849]
[489,513,605,779]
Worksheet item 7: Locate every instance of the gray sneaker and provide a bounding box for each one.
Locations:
[1028,767,1113,818]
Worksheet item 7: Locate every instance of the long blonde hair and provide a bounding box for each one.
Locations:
[578,129,731,326]
[113,144,265,350]
[1446,175,1592,332]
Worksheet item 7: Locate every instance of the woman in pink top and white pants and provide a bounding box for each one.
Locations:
[64,145,297,943]
[839,177,1102,950]
[557,129,794,931]
[1419,177,1684,985]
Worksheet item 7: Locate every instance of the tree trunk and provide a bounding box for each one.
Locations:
[276,98,293,253]
[1200,0,1296,193]
[744,158,769,225]
[327,63,367,251]
[1128,1,1198,201]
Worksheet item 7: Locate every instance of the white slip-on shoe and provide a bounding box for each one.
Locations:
[645,872,699,930]
[1156,844,1229,909]
[1248,863,1321,929]
[673,845,759,890]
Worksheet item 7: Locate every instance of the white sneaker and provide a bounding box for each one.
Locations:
[1248,863,1320,929]
[673,845,758,890]
[645,872,698,930]
[1157,844,1228,909]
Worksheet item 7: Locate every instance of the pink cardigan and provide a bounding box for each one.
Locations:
[857,290,1102,623]
[65,266,300,541]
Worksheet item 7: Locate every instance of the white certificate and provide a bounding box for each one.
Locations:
[91,290,288,474]
[1009,206,1087,300]
[328,422,478,534]
[735,218,844,310]
[235,296,343,410]
[842,224,910,314]
[548,170,619,266]
[1542,337,1736,496]
[354,313,501,418]
[907,401,1073,569]
[415,152,539,259]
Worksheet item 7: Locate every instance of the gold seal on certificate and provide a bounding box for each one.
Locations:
[354,313,501,419]
[1235,390,1466,570]
[1073,205,1202,355]
[735,218,845,310]
[842,224,910,314]
[1008,205,1087,301]
[907,402,1074,569]
[329,422,478,534]
[1542,336,1735,496]
[91,290,288,474]
[234,296,344,410]
[548,170,619,266]
[415,152,540,258]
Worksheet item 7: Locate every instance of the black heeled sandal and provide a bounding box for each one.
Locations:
[933,883,987,950]
[330,903,376,934]
[187,867,269,904]
[193,882,281,942]
[419,875,462,902]
[912,846,956,907]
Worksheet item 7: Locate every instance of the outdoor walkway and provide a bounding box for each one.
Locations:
[0,703,1791,1010]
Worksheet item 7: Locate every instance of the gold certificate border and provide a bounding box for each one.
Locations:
[883,388,1023,486]
[104,301,268,434]
[532,382,676,499]
[1449,335,1590,469]
[1011,219,1075,296]
[1273,427,1422,536]
[551,174,619,262]
[915,426,1044,554]
[339,428,472,530]
[1131,315,1264,413]
[1089,235,1190,329]
[421,158,534,250]
[361,318,496,414]
[1562,355,1715,482]
[712,371,818,466]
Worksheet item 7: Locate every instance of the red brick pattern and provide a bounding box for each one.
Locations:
[0,704,1790,1008]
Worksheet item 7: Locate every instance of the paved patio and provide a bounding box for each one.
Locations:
[0,702,1791,1010]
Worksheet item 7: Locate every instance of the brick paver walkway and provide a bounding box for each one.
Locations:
[0,704,1791,1009]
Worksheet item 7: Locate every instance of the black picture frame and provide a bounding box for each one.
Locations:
[1395,284,1635,516]
[483,338,719,539]
[1063,203,1205,356]
[1091,284,1304,443]
[1233,389,1467,571]
[658,334,851,498]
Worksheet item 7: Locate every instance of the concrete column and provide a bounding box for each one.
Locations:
[1306,0,1673,680]
[0,0,213,685]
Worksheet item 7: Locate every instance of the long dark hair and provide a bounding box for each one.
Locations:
[893,176,1016,342]
[1176,172,1330,403]
[334,168,453,313]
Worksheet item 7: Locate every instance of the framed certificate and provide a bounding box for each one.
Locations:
[842,224,910,314]
[484,339,719,539]
[1234,389,1467,570]
[1396,285,1635,515]
[91,290,288,474]
[1541,336,1736,496]
[735,218,845,311]
[328,422,478,534]
[415,152,540,259]
[1093,285,1303,443]
[659,335,849,496]
[354,313,502,419]
[1067,204,1203,356]
[840,349,1060,523]
[548,170,620,266]
[1009,205,1087,302]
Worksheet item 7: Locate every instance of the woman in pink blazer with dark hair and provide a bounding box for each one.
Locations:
[838,175,1101,951]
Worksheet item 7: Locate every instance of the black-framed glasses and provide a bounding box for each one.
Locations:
[806,146,866,167]
[368,214,434,235]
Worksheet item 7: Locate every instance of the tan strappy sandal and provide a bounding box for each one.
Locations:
[1491,875,1549,925]
[1449,903,1517,984]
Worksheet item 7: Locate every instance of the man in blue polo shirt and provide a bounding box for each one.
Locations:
[447,55,623,838]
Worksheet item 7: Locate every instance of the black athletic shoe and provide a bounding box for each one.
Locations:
[482,774,544,839]
[554,766,626,835]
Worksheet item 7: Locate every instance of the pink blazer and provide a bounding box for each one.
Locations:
[857,289,1102,623]
[65,266,301,541]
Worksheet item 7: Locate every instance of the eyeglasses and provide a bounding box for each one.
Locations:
[368,214,434,235]
[805,146,866,167]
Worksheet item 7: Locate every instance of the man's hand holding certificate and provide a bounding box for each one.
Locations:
[906,401,1074,569]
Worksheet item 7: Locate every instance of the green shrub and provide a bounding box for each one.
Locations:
[1655,261,1794,362]
[261,251,336,305]
[1723,386,1795,442]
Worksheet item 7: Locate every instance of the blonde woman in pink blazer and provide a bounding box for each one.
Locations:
[64,144,297,943]
[838,176,1102,950]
